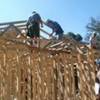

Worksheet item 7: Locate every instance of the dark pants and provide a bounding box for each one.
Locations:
[27,22,40,38]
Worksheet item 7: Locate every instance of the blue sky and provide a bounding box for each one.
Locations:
[0,0,100,38]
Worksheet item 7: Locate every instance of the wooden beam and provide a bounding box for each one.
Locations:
[0,20,27,26]
[0,20,56,39]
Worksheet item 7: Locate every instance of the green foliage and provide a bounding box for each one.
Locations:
[86,17,100,33]
[75,34,83,41]
[64,32,83,42]
[86,17,100,41]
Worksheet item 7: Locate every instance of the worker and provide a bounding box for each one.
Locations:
[46,19,64,40]
[26,11,43,47]
[89,32,97,49]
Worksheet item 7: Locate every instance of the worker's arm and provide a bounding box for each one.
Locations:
[40,20,43,27]
[37,13,43,27]
[26,22,29,29]
[26,16,31,29]
[50,27,57,36]
[50,29,55,36]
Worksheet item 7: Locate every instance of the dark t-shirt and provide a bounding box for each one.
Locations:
[27,13,41,26]
[31,13,41,23]
[53,22,64,34]
[46,20,64,35]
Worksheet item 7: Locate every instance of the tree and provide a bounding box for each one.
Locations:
[64,32,83,42]
[66,32,76,39]
[84,32,92,42]
[86,17,100,34]
[75,34,83,41]
[86,17,100,41]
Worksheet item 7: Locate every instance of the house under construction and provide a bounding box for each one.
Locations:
[0,20,99,100]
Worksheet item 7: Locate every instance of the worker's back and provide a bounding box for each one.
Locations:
[31,13,42,23]
[46,19,64,34]
[53,21,64,34]
[27,12,42,26]
[46,19,55,29]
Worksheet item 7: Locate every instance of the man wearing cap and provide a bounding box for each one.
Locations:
[26,11,43,46]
